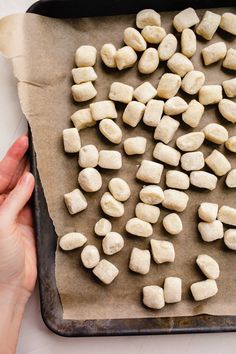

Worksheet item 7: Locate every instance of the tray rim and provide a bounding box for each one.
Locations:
[28,0,236,337]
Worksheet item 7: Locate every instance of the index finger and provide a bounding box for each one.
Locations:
[0,135,29,194]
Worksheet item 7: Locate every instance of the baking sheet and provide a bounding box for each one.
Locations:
[0,7,236,321]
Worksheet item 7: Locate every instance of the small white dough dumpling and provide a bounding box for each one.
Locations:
[163,213,183,235]
[164,277,182,303]
[191,279,218,301]
[93,259,119,284]
[129,247,151,275]
[94,218,112,237]
[102,232,124,255]
[81,245,100,269]
[108,178,131,202]
[143,285,165,309]
[196,254,220,280]
[59,232,87,251]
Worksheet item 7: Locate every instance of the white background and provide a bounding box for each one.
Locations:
[0,1,236,353]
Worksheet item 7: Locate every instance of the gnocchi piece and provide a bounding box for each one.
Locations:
[136,9,161,29]
[100,43,117,68]
[98,150,122,169]
[124,136,147,155]
[164,97,188,116]
[166,170,190,190]
[150,239,175,264]
[133,82,157,104]
[78,167,102,192]
[176,132,205,152]
[203,123,228,144]
[102,232,124,255]
[196,255,220,280]
[181,151,205,171]
[153,142,181,167]
[71,108,96,130]
[223,48,236,71]
[225,136,236,152]
[124,27,147,51]
[63,128,81,153]
[90,100,117,121]
[135,203,160,224]
[78,145,99,168]
[154,115,179,144]
[72,67,97,84]
[158,34,178,61]
[196,11,221,40]
[222,78,236,98]
[100,192,124,217]
[226,169,236,188]
[93,259,119,284]
[143,285,165,309]
[181,71,205,95]
[205,149,231,176]
[218,205,236,226]
[109,82,134,104]
[94,218,112,237]
[199,85,223,105]
[224,229,236,250]
[81,245,100,269]
[164,277,182,303]
[202,42,227,66]
[173,7,199,32]
[129,248,151,275]
[143,99,164,127]
[156,73,181,99]
[141,26,166,44]
[75,45,97,67]
[136,160,164,184]
[139,185,164,205]
[59,232,87,251]
[167,53,194,77]
[198,202,219,223]
[163,213,183,235]
[181,29,197,58]
[198,220,224,242]
[220,12,236,35]
[190,171,217,191]
[108,177,131,202]
[126,218,153,238]
[182,100,204,128]
[99,119,122,144]
[138,48,159,74]
[218,99,236,124]
[64,189,87,215]
[122,101,146,127]
[162,189,189,212]
[72,82,97,102]
[115,46,137,70]
[191,279,218,301]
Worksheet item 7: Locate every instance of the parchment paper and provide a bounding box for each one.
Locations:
[0,7,236,321]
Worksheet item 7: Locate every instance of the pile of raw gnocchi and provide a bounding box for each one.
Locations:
[61,8,236,310]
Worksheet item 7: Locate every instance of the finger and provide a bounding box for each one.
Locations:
[0,135,29,193]
[17,205,34,227]
[7,157,28,192]
[0,194,7,206]
[0,172,35,224]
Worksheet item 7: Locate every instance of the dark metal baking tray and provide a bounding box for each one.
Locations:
[28,0,236,337]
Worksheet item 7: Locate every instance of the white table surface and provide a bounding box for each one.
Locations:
[1,1,236,353]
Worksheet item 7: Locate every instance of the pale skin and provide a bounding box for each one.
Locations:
[0,135,36,354]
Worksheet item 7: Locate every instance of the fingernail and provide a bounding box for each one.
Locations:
[21,172,32,186]
[20,135,29,147]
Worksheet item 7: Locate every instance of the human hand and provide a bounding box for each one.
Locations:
[0,135,36,298]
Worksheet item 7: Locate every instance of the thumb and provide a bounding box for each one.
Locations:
[0,172,34,225]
